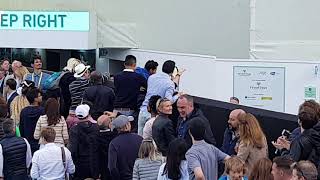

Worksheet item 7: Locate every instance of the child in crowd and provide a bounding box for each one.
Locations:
[219,156,248,180]
[133,138,162,180]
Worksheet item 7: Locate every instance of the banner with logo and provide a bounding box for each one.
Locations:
[233,66,285,112]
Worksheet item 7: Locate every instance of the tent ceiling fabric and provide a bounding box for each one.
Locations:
[97,17,138,48]
[250,0,320,60]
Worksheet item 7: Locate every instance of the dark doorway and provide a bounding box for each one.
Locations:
[46,51,60,72]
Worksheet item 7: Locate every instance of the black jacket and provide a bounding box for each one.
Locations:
[176,108,216,148]
[0,118,5,139]
[98,129,118,180]
[152,114,176,156]
[83,85,115,120]
[283,122,320,165]
[69,121,100,179]
[0,134,28,180]
[59,71,76,118]
[19,106,44,154]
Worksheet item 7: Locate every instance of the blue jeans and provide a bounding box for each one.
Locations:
[138,110,151,136]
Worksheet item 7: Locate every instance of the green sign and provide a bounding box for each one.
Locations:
[304,86,317,99]
[0,11,89,31]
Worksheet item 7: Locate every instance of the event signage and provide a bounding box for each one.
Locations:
[233,66,285,112]
[304,86,317,100]
[0,11,89,31]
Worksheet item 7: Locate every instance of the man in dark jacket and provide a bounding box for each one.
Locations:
[108,115,143,180]
[4,79,18,115]
[221,109,245,155]
[83,71,115,120]
[97,115,118,180]
[176,94,216,148]
[0,119,32,180]
[277,106,320,165]
[19,87,44,154]
[69,104,99,180]
[0,98,8,139]
[0,59,10,96]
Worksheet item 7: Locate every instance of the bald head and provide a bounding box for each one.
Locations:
[228,109,245,130]
[12,60,22,72]
[97,115,112,130]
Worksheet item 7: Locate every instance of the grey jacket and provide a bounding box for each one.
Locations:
[133,158,162,180]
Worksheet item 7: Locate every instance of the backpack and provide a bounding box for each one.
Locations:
[43,71,66,90]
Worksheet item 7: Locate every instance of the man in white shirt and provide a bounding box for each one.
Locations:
[0,119,32,180]
[31,127,75,180]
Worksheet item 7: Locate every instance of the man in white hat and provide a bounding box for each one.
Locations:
[69,104,100,179]
[69,63,90,112]
[108,115,143,180]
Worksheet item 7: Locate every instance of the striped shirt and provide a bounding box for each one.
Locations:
[69,78,89,110]
[34,115,69,146]
[133,158,162,180]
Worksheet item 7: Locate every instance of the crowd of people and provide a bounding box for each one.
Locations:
[0,54,319,180]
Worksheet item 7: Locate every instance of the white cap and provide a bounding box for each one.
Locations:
[75,104,90,119]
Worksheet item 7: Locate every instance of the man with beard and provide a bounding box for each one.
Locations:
[221,109,245,155]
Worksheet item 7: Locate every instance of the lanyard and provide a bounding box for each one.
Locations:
[32,72,43,87]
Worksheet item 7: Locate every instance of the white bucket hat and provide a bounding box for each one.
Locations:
[74,63,90,78]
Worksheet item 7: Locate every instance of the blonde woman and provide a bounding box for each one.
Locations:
[3,65,29,97]
[34,98,69,147]
[133,138,162,180]
[16,66,29,82]
[10,80,34,125]
[236,113,268,175]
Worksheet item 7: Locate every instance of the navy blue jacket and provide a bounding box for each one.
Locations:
[289,127,302,142]
[113,71,147,110]
[19,106,44,154]
[176,108,216,149]
[108,132,143,180]
[221,127,239,156]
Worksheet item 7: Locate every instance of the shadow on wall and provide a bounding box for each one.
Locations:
[193,96,298,159]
